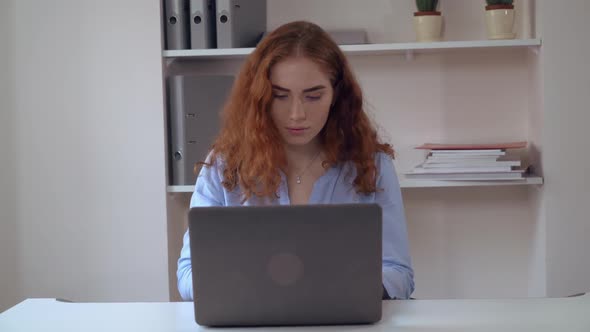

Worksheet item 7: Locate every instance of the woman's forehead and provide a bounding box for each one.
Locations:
[270,56,331,90]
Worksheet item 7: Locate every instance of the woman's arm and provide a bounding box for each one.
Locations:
[177,154,225,301]
[375,153,415,299]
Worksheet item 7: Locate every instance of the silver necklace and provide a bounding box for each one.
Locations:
[295,150,322,184]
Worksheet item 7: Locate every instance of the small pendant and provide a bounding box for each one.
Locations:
[296,176,301,184]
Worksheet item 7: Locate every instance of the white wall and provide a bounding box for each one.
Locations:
[537,0,590,297]
[0,0,19,313]
[3,0,169,307]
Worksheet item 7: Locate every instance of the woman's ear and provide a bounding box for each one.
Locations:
[331,79,342,108]
[330,86,338,108]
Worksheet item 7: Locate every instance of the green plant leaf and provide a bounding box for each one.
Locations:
[416,0,438,12]
[486,0,514,6]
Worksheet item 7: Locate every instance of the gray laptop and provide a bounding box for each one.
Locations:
[188,204,383,327]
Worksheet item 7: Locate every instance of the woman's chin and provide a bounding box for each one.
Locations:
[282,136,315,147]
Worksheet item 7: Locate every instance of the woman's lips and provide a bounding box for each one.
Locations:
[286,127,308,136]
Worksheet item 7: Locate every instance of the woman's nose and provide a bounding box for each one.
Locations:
[289,98,306,121]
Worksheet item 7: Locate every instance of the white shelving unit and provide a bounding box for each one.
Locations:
[159,0,553,301]
[167,175,543,193]
[163,39,542,60]
[164,38,545,192]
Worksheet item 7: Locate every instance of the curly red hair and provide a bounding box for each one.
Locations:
[203,21,394,201]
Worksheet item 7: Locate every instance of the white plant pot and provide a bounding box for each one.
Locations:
[486,8,515,40]
[414,15,443,42]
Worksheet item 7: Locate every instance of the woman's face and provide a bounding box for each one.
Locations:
[269,56,334,149]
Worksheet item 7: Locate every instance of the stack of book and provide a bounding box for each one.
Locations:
[405,141,528,181]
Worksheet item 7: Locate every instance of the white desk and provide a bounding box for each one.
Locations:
[1,294,589,331]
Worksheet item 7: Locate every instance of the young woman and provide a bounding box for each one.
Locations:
[177,21,414,300]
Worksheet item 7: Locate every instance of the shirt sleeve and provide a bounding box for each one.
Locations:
[177,154,225,301]
[375,153,415,299]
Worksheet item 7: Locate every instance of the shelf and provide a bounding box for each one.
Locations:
[167,175,543,193]
[167,185,197,193]
[162,39,541,60]
[398,175,543,188]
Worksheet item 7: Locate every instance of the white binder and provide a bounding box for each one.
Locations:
[216,0,266,48]
[189,0,216,49]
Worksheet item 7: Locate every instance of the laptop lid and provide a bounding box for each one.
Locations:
[188,203,383,327]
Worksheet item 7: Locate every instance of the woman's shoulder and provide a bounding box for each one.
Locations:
[201,150,231,175]
[198,151,247,202]
[375,151,395,169]
[340,151,395,179]
[203,150,224,167]
[373,151,399,185]
[195,151,227,186]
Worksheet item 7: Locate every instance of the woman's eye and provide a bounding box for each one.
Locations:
[273,94,288,100]
[305,95,321,101]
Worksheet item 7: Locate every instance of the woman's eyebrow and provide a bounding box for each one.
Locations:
[271,84,327,93]
[303,85,326,93]
[271,84,290,92]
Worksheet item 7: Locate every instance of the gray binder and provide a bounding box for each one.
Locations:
[216,0,267,48]
[167,75,234,185]
[190,0,217,49]
[164,0,190,50]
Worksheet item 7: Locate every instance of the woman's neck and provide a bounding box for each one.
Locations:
[284,142,323,172]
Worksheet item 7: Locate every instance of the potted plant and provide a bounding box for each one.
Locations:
[414,0,443,42]
[485,0,515,39]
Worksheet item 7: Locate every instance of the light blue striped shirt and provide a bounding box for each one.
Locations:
[177,152,414,300]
